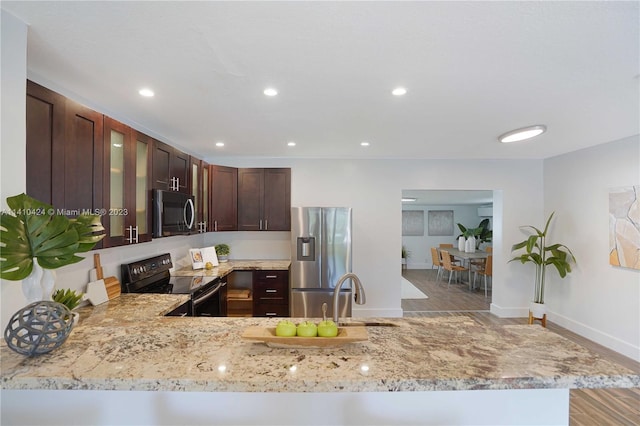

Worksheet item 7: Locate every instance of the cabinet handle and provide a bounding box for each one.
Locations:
[265,220,268,230]
[265,275,278,279]
[265,312,277,316]
[126,225,139,244]
[265,289,277,293]
[214,220,218,232]
[259,219,263,230]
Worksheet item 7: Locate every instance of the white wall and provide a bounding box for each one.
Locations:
[543,135,640,361]
[1,10,29,331]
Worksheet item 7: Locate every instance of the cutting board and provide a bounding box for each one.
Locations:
[94,254,121,300]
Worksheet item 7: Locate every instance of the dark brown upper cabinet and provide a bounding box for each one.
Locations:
[26,80,104,227]
[102,117,152,247]
[210,165,238,231]
[190,156,211,233]
[237,168,291,231]
[152,140,189,193]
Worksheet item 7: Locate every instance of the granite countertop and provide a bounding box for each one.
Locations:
[171,259,290,278]
[1,294,638,393]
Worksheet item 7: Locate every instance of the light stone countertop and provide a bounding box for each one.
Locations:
[171,259,291,278]
[1,293,639,393]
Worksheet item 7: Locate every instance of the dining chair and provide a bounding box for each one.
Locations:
[440,250,468,289]
[430,247,443,282]
[438,244,460,265]
[473,254,492,297]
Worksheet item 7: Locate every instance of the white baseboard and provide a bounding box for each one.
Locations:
[490,303,528,318]
[549,311,640,362]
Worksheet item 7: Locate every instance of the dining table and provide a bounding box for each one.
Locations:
[439,247,490,290]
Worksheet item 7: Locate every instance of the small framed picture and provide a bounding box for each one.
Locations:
[189,249,204,269]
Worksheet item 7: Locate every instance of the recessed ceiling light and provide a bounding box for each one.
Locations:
[402,197,417,202]
[215,141,225,147]
[138,88,154,97]
[263,87,278,97]
[392,87,407,96]
[498,125,547,143]
[287,141,296,147]
[360,141,370,147]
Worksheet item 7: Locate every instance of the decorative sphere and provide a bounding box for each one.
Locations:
[4,301,74,356]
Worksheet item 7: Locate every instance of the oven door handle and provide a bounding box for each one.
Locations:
[192,281,222,306]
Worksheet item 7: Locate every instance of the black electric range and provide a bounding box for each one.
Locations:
[121,253,226,317]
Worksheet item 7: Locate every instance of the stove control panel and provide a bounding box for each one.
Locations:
[121,253,173,285]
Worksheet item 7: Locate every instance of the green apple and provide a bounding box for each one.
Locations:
[317,320,338,337]
[296,321,318,337]
[275,320,297,337]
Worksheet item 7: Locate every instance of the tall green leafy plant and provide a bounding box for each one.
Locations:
[457,218,492,248]
[509,212,576,304]
[0,193,105,280]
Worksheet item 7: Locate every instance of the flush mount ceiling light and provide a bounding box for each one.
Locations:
[263,87,278,97]
[498,125,547,143]
[402,197,417,202]
[215,141,225,147]
[360,141,370,147]
[138,88,154,97]
[287,141,296,147]
[392,87,407,96]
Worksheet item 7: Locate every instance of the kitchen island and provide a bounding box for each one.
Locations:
[2,294,638,425]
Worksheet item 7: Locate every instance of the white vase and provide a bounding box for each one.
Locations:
[467,236,476,253]
[21,258,56,304]
[530,302,546,319]
[458,236,465,251]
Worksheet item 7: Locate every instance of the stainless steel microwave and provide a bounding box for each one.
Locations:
[152,189,195,237]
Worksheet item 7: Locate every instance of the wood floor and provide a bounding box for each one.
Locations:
[401,268,640,426]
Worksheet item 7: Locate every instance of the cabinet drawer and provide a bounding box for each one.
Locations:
[254,270,288,284]
[253,303,289,318]
[253,280,288,300]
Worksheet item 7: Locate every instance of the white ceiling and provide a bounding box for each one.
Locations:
[3,1,639,161]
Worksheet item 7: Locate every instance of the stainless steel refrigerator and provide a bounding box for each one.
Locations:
[290,207,353,318]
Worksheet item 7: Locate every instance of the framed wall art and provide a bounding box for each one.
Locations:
[428,210,454,236]
[402,210,424,236]
[609,185,640,270]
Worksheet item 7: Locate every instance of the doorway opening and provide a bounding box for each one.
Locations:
[400,189,495,314]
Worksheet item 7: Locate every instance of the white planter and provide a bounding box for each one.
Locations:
[530,302,546,319]
[458,236,465,251]
[466,236,476,253]
[22,258,56,304]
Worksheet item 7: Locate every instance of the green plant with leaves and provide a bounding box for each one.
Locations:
[215,244,230,257]
[52,288,83,310]
[0,193,105,280]
[457,218,492,248]
[401,246,411,259]
[509,212,576,304]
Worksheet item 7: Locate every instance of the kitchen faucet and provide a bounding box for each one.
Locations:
[333,273,366,323]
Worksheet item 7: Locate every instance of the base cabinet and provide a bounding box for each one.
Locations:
[253,270,289,317]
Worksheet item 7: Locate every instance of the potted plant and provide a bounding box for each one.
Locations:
[0,193,105,303]
[457,219,492,250]
[215,243,230,262]
[509,212,576,325]
[401,246,411,268]
[52,288,84,325]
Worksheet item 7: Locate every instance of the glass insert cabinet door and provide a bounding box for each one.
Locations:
[135,139,148,236]
[109,128,125,239]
